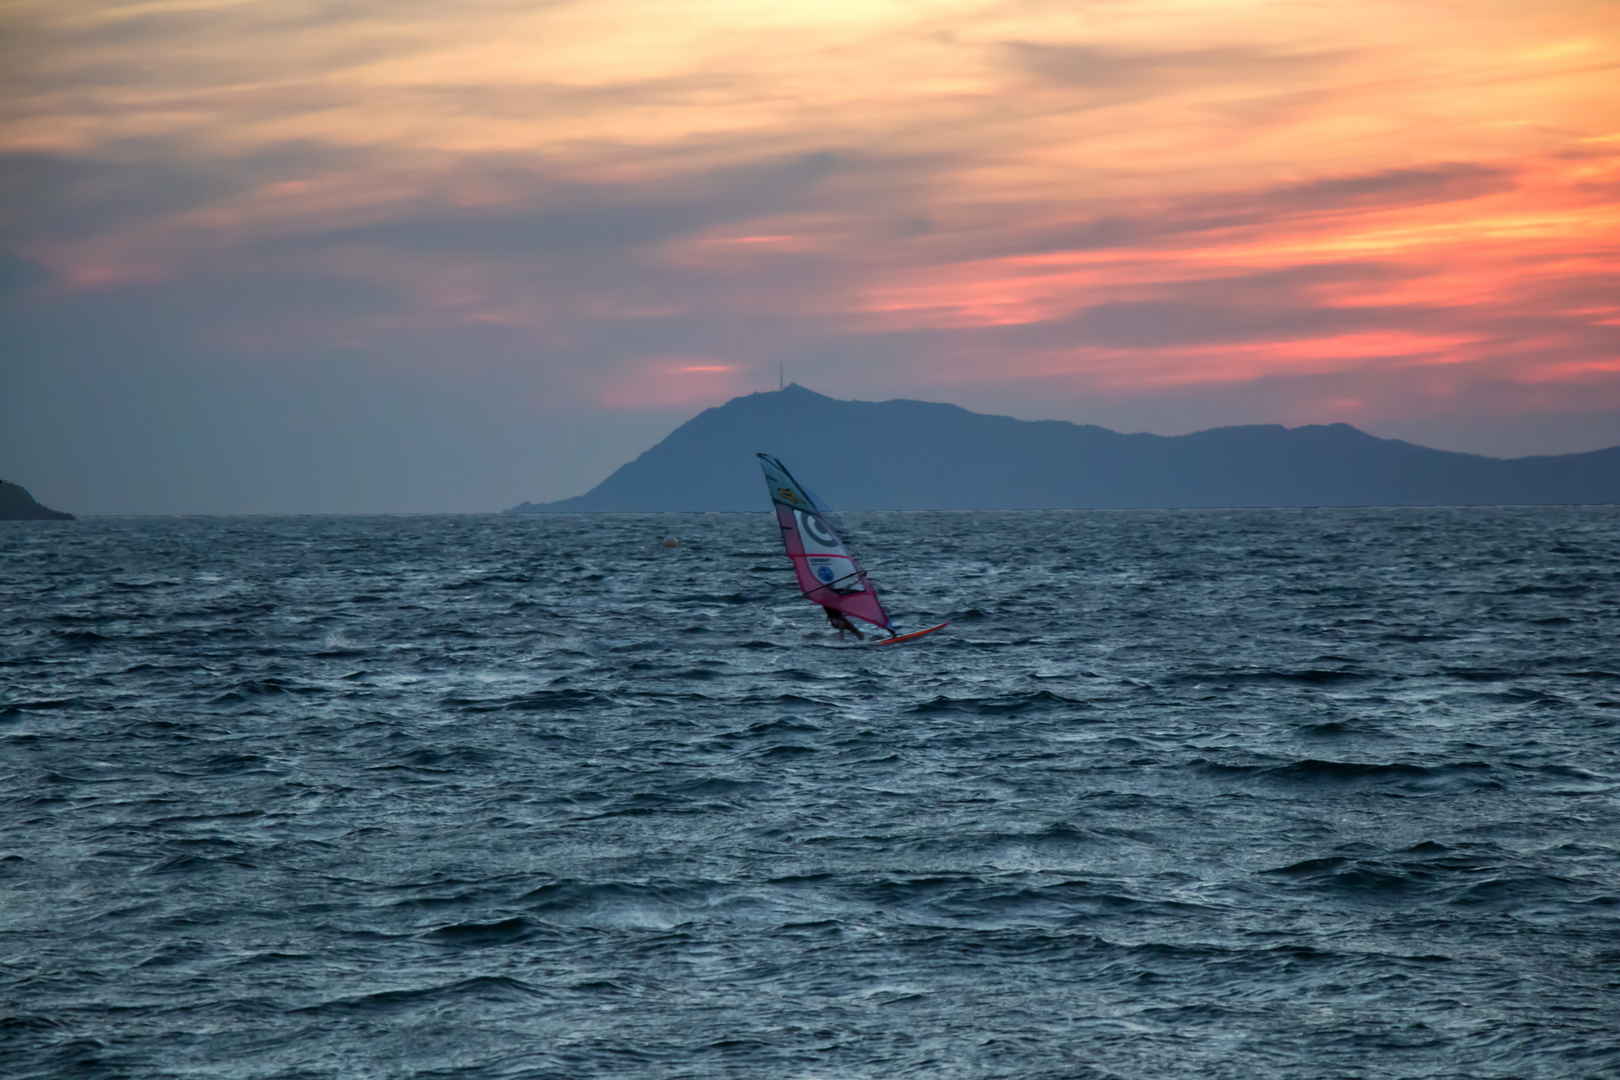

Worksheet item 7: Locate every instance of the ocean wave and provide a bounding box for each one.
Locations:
[422,916,542,947]
[910,689,1095,714]
[1197,757,1502,793]
[298,975,549,1014]
[6,509,1620,1078]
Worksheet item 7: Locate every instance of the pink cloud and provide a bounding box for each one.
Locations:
[4,0,1617,437]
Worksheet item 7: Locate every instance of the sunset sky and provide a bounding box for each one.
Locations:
[3,0,1618,512]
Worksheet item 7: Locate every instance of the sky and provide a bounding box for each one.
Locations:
[2,0,1617,513]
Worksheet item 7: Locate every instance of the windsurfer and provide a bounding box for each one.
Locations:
[824,607,864,641]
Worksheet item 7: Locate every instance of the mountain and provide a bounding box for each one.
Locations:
[0,480,73,520]
[507,385,1620,512]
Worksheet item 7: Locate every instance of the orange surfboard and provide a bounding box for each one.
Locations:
[871,621,951,646]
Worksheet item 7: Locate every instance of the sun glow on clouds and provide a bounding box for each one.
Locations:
[2,0,1618,437]
[600,359,744,409]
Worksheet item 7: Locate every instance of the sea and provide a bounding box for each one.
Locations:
[3,508,1618,1079]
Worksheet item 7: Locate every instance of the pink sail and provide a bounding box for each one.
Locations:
[758,453,893,632]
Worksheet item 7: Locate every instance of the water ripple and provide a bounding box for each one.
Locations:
[1,507,1618,1078]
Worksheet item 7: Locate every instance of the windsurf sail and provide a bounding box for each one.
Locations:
[758,453,893,633]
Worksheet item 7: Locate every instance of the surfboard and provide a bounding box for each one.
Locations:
[872,621,951,646]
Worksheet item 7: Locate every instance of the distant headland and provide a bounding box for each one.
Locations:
[508,385,1620,512]
[0,480,73,520]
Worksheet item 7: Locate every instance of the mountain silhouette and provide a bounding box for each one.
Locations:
[0,480,73,520]
[508,385,1620,512]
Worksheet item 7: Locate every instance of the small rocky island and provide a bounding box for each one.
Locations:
[0,480,73,520]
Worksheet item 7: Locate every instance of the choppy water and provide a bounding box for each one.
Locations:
[3,508,1619,1079]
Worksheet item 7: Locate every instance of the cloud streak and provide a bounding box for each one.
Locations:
[2,0,1618,510]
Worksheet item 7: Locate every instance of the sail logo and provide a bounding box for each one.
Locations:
[776,487,803,504]
[796,510,841,548]
[806,555,865,593]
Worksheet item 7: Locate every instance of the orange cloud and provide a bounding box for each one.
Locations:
[600,358,751,409]
[2,0,1617,428]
